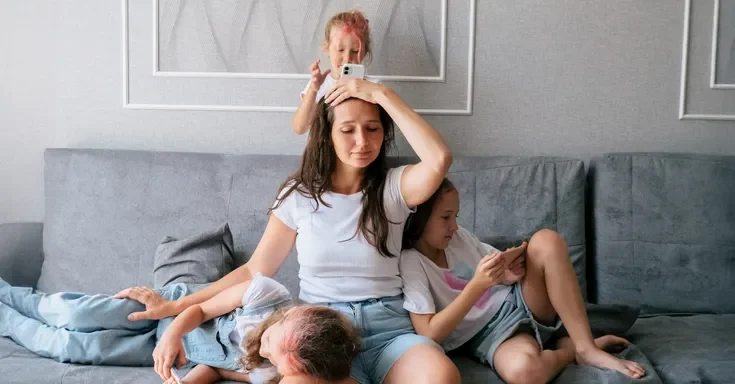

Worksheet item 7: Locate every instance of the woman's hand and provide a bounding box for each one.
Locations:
[324,78,384,106]
[153,333,188,381]
[113,286,176,321]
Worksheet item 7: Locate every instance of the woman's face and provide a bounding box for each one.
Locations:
[330,98,384,170]
[419,189,461,251]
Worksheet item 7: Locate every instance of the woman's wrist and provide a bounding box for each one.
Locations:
[373,83,393,105]
[167,299,185,317]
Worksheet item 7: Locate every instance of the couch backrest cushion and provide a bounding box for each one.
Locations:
[40,149,587,300]
[588,153,735,315]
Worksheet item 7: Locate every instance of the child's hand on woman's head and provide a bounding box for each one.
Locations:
[309,59,332,92]
[471,252,506,290]
[325,78,384,106]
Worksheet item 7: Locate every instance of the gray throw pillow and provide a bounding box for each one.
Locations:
[153,223,235,288]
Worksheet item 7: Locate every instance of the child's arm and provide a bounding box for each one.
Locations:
[292,59,331,135]
[215,368,255,383]
[409,253,505,344]
[292,89,319,135]
[154,281,252,381]
[165,364,222,384]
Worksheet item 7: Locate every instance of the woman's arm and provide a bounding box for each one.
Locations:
[171,215,296,315]
[116,215,297,321]
[154,280,253,380]
[324,80,452,207]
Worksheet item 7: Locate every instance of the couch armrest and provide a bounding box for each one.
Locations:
[0,222,43,287]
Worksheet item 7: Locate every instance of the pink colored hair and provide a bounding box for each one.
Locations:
[324,9,372,63]
[240,305,360,383]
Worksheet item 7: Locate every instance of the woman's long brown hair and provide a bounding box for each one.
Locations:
[269,98,398,257]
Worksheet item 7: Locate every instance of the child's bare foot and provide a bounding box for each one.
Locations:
[576,343,646,379]
[594,334,629,353]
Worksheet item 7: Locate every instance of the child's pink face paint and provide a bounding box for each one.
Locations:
[325,26,365,76]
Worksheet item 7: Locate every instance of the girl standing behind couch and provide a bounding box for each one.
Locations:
[292,9,372,135]
[399,179,646,384]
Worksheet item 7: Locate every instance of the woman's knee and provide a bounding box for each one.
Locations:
[411,349,460,384]
[385,345,460,384]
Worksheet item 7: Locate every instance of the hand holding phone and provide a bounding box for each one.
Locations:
[170,367,182,384]
[501,242,528,285]
[340,63,366,79]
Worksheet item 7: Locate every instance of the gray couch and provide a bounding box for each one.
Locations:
[0,149,732,383]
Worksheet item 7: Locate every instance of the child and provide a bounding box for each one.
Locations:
[292,9,372,135]
[0,273,359,384]
[399,179,646,384]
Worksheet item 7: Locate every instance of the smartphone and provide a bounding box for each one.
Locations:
[341,63,366,79]
[170,367,183,384]
[489,242,527,265]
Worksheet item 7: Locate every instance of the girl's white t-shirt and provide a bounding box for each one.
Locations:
[271,166,413,303]
[301,76,380,103]
[301,75,337,103]
[399,226,513,351]
[229,273,292,383]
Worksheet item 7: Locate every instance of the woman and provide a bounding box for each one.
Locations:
[117,78,458,384]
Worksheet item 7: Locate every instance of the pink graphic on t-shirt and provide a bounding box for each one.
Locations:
[443,271,491,309]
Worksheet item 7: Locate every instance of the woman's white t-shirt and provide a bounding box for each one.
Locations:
[399,227,513,351]
[271,166,413,303]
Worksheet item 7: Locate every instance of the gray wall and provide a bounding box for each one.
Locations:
[2,0,734,223]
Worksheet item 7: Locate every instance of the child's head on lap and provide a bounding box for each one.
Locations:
[323,9,372,76]
[403,178,459,252]
[242,305,360,383]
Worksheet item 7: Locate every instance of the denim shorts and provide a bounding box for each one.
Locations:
[324,295,440,384]
[465,282,562,370]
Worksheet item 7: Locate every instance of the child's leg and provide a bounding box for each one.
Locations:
[0,300,155,366]
[0,277,156,332]
[493,333,575,384]
[520,229,645,379]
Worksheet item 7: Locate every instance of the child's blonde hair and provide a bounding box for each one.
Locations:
[324,9,372,63]
[240,305,360,383]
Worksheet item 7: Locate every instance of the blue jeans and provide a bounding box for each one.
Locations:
[324,295,440,384]
[0,277,244,368]
[465,282,562,370]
